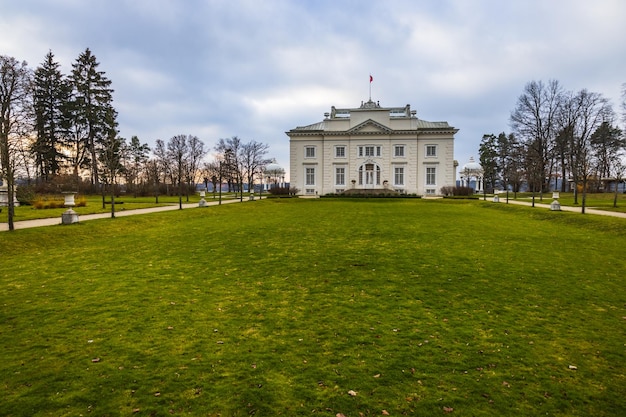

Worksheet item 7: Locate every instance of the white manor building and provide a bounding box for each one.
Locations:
[287,99,458,196]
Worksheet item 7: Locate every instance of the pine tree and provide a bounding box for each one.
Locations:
[69,48,116,189]
[32,51,71,181]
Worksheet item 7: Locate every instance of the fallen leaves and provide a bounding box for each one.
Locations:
[443,406,454,413]
[347,390,358,397]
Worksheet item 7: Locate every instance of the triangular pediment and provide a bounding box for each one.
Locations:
[347,119,392,134]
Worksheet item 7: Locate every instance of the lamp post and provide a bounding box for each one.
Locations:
[218,160,222,205]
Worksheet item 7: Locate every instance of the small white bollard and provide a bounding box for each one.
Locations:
[493,195,500,203]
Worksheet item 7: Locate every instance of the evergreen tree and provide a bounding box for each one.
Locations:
[478,134,498,192]
[590,121,624,181]
[122,135,150,196]
[98,107,123,217]
[32,51,71,181]
[69,48,116,189]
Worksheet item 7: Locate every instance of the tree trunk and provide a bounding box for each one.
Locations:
[7,179,15,231]
[581,177,587,214]
[110,186,115,218]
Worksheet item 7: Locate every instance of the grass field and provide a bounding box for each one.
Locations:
[1,199,625,416]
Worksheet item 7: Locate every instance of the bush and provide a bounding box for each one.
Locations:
[440,186,474,196]
[33,197,65,209]
[267,186,290,195]
[32,194,87,209]
[16,185,36,206]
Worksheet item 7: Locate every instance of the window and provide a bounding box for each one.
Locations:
[305,146,316,158]
[426,167,436,185]
[426,145,437,157]
[394,145,405,157]
[305,167,315,185]
[335,146,345,158]
[358,145,381,157]
[335,167,345,185]
[394,167,404,186]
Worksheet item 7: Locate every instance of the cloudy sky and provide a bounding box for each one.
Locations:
[2,0,625,179]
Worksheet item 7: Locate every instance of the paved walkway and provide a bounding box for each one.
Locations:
[0,198,244,232]
[489,197,626,218]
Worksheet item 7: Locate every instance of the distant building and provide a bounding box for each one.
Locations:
[286,99,458,196]
[459,157,484,192]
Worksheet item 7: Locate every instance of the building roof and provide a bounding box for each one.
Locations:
[287,100,457,136]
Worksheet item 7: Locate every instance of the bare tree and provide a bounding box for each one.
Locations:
[167,135,189,209]
[153,139,172,196]
[183,135,206,201]
[566,89,613,212]
[201,161,219,198]
[0,55,33,231]
[511,80,564,198]
[240,140,271,192]
[621,83,626,127]
[145,159,161,203]
[215,136,242,193]
[611,159,625,208]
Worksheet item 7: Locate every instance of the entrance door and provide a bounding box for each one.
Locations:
[364,163,375,188]
[365,166,374,186]
[359,163,379,189]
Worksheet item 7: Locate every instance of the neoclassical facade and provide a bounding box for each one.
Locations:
[287,99,458,196]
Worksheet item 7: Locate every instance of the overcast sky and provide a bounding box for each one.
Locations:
[2,0,625,179]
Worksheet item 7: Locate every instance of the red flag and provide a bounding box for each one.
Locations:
[370,75,373,83]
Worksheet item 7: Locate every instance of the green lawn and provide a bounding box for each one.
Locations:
[1,199,624,416]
